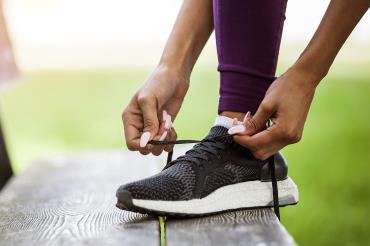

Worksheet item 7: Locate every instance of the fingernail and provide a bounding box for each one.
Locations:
[165,115,172,129]
[162,110,168,122]
[228,125,246,135]
[159,131,168,141]
[140,131,151,147]
[243,111,251,124]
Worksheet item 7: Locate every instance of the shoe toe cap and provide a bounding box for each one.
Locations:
[115,188,134,208]
[116,175,188,201]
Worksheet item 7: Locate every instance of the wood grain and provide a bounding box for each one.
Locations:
[0,151,162,246]
[0,147,296,246]
[167,145,296,245]
[166,209,296,246]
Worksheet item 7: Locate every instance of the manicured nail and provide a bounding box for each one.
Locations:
[243,111,251,124]
[165,115,172,129]
[162,110,168,122]
[140,131,151,147]
[228,125,246,135]
[159,131,168,141]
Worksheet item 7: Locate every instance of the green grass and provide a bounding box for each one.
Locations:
[159,216,166,246]
[0,64,369,245]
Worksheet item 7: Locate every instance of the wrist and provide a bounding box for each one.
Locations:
[158,55,193,80]
[155,63,190,85]
[291,44,334,86]
[283,65,319,94]
[288,61,325,89]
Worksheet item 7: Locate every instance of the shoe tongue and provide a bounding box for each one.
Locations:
[164,126,230,169]
[205,126,252,155]
[205,126,230,139]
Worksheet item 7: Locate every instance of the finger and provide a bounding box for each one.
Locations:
[164,127,177,152]
[242,111,252,125]
[164,114,172,130]
[228,124,246,135]
[162,96,184,122]
[233,125,286,160]
[159,130,168,141]
[137,94,160,147]
[139,149,150,155]
[245,102,275,135]
[162,110,168,122]
[150,123,167,156]
[143,110,165,153]
[228,112,251,135]
[160,103,179,151]
[151,144,164,156]
[150,111,171,155]
[122,109,143,151]
[125,124,141,151]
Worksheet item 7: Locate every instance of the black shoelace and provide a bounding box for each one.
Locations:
[152,134,230,169]
[148,134,281,221]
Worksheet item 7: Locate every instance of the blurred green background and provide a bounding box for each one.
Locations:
[0,60,369,245]
[2,1,370,244]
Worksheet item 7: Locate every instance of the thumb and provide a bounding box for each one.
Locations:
[245,102,274,135]
[138,95,160,147]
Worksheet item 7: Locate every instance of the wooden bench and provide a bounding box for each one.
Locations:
[0,128,296,245]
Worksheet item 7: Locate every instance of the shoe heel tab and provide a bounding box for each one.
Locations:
[260,152,288,181]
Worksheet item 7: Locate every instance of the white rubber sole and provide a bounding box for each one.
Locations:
[132,177,299,215]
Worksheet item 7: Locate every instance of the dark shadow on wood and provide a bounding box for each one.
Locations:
[0,118,12,190]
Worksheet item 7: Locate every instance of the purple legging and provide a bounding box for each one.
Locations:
[214,0,288,114]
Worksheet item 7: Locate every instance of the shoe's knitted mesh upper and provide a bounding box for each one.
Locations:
[118,126,261,201]
[201,163,259,197]
[118,162,196,200]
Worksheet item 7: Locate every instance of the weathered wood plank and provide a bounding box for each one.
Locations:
[166,209,296,246]
[166,145,296,245]
[0,147,297,245]
[0,151,162,246]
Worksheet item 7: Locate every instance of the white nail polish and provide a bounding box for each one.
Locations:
[243,111,251,124]
[165,115,172,129]
[169,116,173,128]
[159,131,168,141]
[228,125,246,135]
[162,110,168,122]
[140,131,151,147]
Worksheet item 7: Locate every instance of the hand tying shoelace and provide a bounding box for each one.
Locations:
[148,132,281,220]
[117,116,298,218]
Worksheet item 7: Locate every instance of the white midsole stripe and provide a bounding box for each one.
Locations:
[132,177,299,214]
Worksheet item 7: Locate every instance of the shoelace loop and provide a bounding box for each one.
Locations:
[149,134,231,168]
[176,140,227,167]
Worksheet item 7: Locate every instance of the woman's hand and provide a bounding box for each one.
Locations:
[230,68,317,160]
[122,65,189,155]
[228,0,369,160]
[122,0,214,156]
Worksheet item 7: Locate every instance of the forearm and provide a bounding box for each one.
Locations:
[291,0,369,86]
[159,0,214,79]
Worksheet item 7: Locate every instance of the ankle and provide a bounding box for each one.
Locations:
[220,111,246,121]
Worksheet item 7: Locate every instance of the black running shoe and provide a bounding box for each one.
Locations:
[116,126,298,216]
